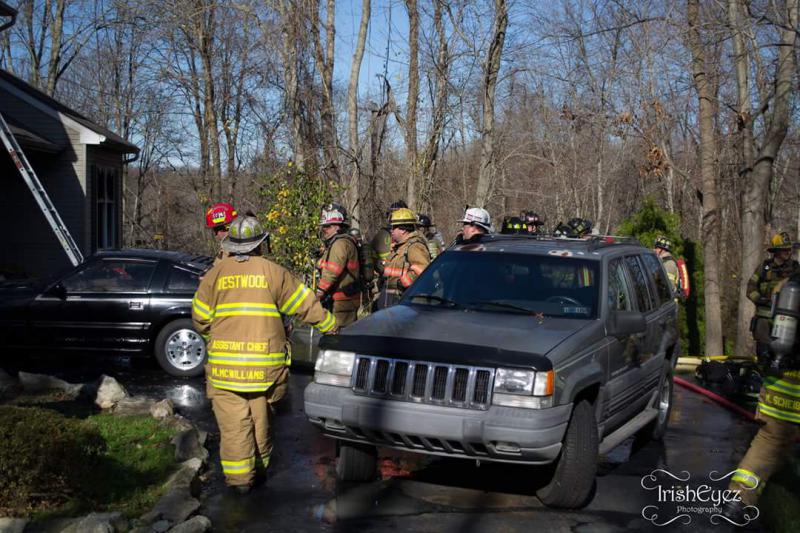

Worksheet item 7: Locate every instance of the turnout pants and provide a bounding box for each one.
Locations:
[207,367,289,487]
[333,299,359,328]
[728,414,799,505]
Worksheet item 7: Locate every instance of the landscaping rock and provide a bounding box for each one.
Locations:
[94,375,127,409]
[150,399,174,420]
[0,517,28,533]
[17,372,82,396]
[172,428,208,462]
[168,516,211,533]
[166,458,204,495]
[59,512,127,533]
[151,521,171,533]
[140,488,200,526]
[113,396,155,416]
[160,414,193,433]
[0,368,18,399]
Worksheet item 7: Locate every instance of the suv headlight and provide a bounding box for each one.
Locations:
[493,368,554,409]
[314,350,356,387]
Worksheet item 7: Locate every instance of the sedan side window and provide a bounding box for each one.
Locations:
[624,255,655,312]
[607,259,632,311]
[62,260,156,292]
[167,267,200,291]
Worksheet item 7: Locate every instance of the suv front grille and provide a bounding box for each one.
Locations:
[352,356,494,410]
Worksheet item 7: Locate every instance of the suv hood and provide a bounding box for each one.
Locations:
[321,304,592,369]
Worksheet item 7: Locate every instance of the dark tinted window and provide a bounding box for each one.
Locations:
[641,253,672,305]
[607,258,632,311]
[167,266,200,291]
[62,259,156,292]
[403,252,599,318]
[624,255,655,312]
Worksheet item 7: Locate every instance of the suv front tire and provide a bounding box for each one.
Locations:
[536,400,598,508]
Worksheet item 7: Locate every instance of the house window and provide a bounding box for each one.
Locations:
[93,166,119,250]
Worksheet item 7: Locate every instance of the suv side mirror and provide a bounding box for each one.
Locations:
[608,310,646,337]
[45,282,67,299]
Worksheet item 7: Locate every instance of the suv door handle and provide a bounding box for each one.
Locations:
[129,301,144,310]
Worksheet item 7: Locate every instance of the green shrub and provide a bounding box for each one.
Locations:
[617,197,705,356]
[0,406,105,514]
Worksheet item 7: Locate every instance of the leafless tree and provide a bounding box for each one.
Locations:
[474,0,507,208]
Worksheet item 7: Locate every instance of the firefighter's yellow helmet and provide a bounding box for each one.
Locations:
[768,232,794,252]
[389,208,420,227]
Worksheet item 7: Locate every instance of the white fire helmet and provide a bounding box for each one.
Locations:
[319,203,349,227]
[459,207,492,232]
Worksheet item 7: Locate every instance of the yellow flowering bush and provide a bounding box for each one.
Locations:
[259,166,339,278]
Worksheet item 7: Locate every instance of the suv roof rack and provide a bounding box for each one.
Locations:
[465,233,643,251]
[584,235,643,251]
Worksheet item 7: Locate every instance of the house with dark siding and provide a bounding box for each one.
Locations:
[0,1,139,278]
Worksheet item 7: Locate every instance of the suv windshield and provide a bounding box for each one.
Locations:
[403,251,599,319]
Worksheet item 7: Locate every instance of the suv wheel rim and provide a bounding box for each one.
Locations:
[657,376,671,425]
[165,329,206,371]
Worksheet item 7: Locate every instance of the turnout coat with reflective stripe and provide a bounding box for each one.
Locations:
[758,369,800,425]
[318,234,360,309]
[383,231,431,292]
[193,255,336,393]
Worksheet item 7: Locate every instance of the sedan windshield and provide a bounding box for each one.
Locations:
[402,251,599,319]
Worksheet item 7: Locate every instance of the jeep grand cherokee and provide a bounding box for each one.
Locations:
[304,235,679,508]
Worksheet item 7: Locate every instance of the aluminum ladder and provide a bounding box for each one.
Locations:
[0,111,83,266]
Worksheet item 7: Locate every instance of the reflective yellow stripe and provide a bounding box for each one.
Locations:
[221,457,256,474]
[208,352,287,366]
[281,284,311,315]
[215,309,281,318]
[193,297,212,319]
[213,302,280,318]
[216,302,278,311]
[764,377,800,398]
[732,469,760,490]
[316,311,336,333]
[758,402,800,423]
[208,377,274,392]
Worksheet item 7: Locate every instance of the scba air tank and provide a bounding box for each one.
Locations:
[770,280,800,358]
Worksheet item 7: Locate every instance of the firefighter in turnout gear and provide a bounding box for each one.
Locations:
[520,211,544,235]
[317,203,361,327]
[654,236,679,291]
[418,213,445,259]
[370,200,408,272]
[192,216,337,493]
[724,276,800,524]
[205,202,238,264]
[377,208,431,309]
[747,232,800,361]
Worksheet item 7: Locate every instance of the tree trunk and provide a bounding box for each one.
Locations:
[687,0,723,356]
[278,0,306,168]
[404,0,419,209]
[311,0,340,182]
[45,0,66,95]
[474,0,508,208]
[418,0,449,213]
[734,0,798,357]
[346,0,370,225]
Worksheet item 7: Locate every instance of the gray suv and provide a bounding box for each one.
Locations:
[304,235,679,508]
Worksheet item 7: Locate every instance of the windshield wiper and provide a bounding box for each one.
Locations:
[467,300,541,315]
[409,294,461,308]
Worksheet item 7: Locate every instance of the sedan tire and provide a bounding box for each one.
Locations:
[154,319,206,377]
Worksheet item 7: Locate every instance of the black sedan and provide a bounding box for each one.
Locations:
[0,249,213,377]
